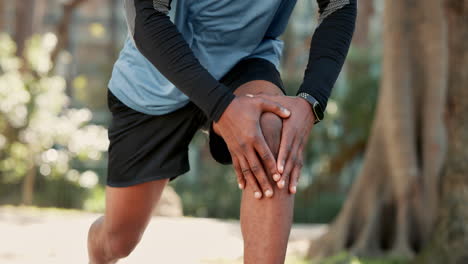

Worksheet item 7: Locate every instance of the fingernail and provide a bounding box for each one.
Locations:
[291,186,297,193]
[246,94,254,98]
[278,180,285,188]
[278,164,284,173]
[273,174,280,181]
[238,183,243,189]
[265,189,273,198]
[283,109,291,115]
[254,192,262,199]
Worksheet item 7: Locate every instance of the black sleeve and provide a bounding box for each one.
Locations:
[297,0,357,110]
[132,0,235,121]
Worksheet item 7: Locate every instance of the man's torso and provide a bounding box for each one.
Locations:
[108,0,297,115]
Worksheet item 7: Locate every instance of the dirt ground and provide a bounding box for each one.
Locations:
[0,206,325,264]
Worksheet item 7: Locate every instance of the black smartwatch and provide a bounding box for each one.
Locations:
[297,92,324,124]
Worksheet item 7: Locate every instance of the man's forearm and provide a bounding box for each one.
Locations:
[297,0,357,110]
[131,0,234,121]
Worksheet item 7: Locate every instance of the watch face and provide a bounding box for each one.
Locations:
[297,93,324,123]
[313,102,324,121]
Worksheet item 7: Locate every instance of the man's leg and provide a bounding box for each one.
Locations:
[236,81,295,264]
[88,179,168,264]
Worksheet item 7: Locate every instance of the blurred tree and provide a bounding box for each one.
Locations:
[14,0,46,57]
[352,0,374,48]
[417,0,468,263]
[108,0,119,60]
[14,0,34,57]
[51,0,88,66]
[0,34,108,205]
[308,0,448,259]
[301,0,377,197]
[0,0,5,31]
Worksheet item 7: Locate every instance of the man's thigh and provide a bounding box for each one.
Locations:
[103,179,169,240]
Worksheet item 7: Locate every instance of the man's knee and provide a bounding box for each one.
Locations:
[106,229,142,259]
[260,112,282,159]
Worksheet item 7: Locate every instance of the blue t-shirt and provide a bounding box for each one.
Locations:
[108,0,297,115]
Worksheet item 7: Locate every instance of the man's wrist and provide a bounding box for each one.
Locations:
[297,97,317,123]
[296,92,324,124]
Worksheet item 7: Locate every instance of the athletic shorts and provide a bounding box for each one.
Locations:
[106,58,285,187]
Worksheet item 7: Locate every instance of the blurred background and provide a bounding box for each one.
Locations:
[0,0,466,263]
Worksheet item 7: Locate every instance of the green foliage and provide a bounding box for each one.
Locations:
[83,184,106,212]
[294,192,346,223]
[0,33,108,206]
[171,133,242,219]
[34,177,89,208]
[300,46,380,181]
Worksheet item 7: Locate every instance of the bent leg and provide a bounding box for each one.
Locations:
[88,179,168,264]
[235,81,295,264]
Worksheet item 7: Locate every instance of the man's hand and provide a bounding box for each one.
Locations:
[213,95,291,199]
[252,94,315,194]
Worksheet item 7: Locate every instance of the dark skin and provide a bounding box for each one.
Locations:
[214,95,291,198]
[258,95,315,194]
[215,93,315,198]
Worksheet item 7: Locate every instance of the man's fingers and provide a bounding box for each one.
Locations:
[256,97,290,119]
[277,129,295,174]
[289,142,305,194]
[238,156,263,199]
[277,133,299,188]
[232,155,245,190]
[277,151,294,189]
[289,164,302,194]
[254,139,280,182]
[245,148,274,199]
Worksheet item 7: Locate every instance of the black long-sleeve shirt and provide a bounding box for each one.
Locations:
[120,0,356,121]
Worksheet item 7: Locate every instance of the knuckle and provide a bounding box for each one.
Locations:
[261,152,271,161]
[296,159,304,167]
[292,156,298,164]
[239,142,248,150]
[293,171,300,179]
[241,168,251,176]
[250,164,261,173]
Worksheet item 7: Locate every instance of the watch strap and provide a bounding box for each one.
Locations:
[297,92,324,124]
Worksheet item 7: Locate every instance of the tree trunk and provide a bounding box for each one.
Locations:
[21,164,36,206]
[307,0,448,259]
[13,0,46,57]
[416,1,468,263]
[352,0,374,48]
[14,0,35,57]
[0,0,6,32]
[108,0,119,60]
[50,0,88,66]
[32,0,46,33]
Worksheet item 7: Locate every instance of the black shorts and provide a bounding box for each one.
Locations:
[107,58,285,187]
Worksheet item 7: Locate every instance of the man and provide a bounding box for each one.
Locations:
[88,0,356,263]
